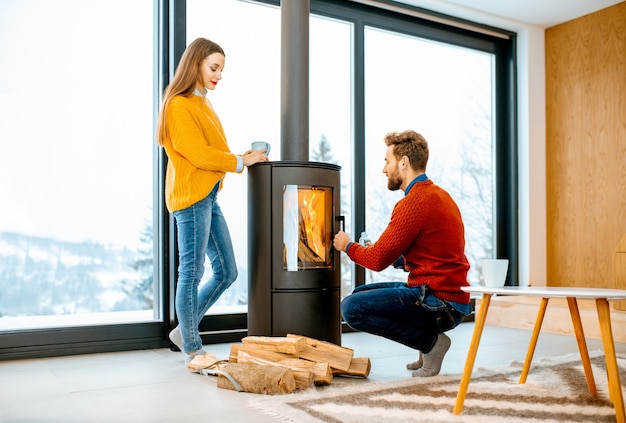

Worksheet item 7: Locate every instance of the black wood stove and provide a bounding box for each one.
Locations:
[247,161,342,345]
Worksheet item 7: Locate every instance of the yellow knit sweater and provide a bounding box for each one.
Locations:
[162,94,239,212]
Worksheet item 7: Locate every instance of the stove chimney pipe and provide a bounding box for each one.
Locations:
[280,0,309,161]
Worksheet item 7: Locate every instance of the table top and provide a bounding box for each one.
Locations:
[462,285,626,300]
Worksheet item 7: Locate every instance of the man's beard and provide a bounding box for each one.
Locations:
[387,167,403,191]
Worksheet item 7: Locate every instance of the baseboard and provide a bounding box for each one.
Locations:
[477,295,626,343]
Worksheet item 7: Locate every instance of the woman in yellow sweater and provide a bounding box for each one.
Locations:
[156,38,268,364]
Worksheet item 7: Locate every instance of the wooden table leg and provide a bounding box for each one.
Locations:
[566,296,597,398]
[519,297,548,384]
[596,298,625,423]
[453,293,491,415]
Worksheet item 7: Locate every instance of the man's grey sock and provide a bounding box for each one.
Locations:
[406,351,423,370]
[411,332,451,377]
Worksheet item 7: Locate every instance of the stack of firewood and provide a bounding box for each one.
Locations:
[188,334,371,394]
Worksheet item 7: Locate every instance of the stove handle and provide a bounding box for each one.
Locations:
[335,215,345,234]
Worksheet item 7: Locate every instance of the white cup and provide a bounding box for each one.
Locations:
[481,259,509,287]
[251,141,271,156]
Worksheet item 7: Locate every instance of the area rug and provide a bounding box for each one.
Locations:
[248,351,626,422]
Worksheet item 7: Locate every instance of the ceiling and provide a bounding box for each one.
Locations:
[393,0,624,28]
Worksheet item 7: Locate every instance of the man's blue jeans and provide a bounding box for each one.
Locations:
[173,184,238,353]
[340,282,472,353]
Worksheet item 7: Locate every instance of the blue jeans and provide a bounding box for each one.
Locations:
[173,183,238,353]
[340,282,472,353]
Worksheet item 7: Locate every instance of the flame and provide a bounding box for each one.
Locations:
[299,188,325,262]
[283,185,331,269]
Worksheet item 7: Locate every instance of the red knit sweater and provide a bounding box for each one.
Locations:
[347,180,470,304]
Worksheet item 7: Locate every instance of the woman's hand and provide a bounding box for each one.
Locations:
[242,149,269,166]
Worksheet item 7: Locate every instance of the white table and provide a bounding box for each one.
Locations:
[454,286,626,423]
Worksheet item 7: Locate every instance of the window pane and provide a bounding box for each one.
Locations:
[364,27,494,285]
[0,0,155,329]
[186,3,355,309]
[186,0,281,314]
[309,15,353,299]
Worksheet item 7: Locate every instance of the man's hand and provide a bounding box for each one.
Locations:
[333,230,351,252]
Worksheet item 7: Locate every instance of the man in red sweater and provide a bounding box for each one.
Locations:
[333,130,471,377]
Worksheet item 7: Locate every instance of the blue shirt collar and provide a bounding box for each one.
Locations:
[193,88,206,97]
[404,173,429,196]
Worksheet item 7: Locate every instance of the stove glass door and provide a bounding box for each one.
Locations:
[283,184,333,271]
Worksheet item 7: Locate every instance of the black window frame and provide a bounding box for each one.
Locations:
[0,0,517,360]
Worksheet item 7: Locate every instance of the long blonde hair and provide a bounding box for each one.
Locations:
[156,38,225,146]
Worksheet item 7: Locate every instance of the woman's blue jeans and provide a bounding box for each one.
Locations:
[173,184,238,353]
[340,282,472,353]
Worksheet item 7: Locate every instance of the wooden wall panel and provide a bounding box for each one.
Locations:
[545,2,626,290]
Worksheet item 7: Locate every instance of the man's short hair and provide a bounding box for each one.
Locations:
[384,130,429,171]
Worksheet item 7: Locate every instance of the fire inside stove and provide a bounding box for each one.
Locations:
[283,184,333,271]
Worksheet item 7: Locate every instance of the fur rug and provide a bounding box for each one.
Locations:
[248,351,626,422]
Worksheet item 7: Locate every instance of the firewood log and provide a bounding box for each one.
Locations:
[241,335,307,354]
[216,363,296,394]
[228,343,297,363]
[287,334,354,372]
[237,351,314,390]
[278,358,333,385]
[332,357,371,378]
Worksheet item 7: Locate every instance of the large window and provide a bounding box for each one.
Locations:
[364,27,495,285]
[186,0,354,310]
[0,0,156,331]
[184,0,514,300]
[0,0,515,359]
[309,15,353,298]
[186,0,281,315]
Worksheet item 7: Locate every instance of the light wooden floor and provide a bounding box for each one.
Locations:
[1,322,625,423]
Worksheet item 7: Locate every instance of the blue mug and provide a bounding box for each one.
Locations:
[251,141,271,156]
